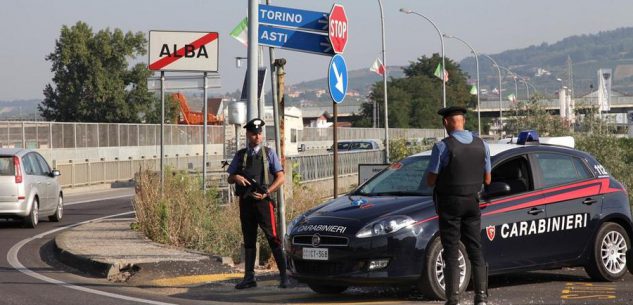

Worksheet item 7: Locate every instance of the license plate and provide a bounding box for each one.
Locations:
[302,247,328,261]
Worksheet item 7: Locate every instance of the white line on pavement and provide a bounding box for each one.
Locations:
[7,210,177,305]
[65,194,134,206]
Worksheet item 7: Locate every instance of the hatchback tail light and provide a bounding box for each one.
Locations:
[13,156,22,184]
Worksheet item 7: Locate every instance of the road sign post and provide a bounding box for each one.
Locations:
[328,4,348,54]
[328,54,348,198]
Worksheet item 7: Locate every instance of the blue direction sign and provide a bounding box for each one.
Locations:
[258,24,334,56]
[259,4,329,32]
[328,54,348,104]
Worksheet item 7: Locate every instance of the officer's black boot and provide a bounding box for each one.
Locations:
[443,265,461,305]
[473,265,488,305]
[235,249,257,289]
[272,247,289,288]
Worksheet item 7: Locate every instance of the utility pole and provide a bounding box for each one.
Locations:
[247,0,258,121]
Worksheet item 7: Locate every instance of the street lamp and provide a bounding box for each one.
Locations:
[378,0,390,163]
[480,54,503,129]
[399,8,446,109]
[498,65,518,102]
[443,34,481,135]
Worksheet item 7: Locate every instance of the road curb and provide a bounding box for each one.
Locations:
[54,233,111,278]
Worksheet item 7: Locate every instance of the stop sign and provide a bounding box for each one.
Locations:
[328,4,348,54]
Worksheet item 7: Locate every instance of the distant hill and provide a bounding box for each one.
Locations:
[0,99,42,120]
[458,27,633,97]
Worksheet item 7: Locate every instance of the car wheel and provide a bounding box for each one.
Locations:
[585,222,630,281]
[49,194,63,222]
[307,283,348,294]
[24,198,39,228]
[418,237,470,300]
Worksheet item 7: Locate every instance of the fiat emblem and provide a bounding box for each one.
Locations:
[312,234,321,247]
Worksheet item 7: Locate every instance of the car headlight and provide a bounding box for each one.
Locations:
[356,215,416,238]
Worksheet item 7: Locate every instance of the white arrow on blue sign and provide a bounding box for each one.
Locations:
[328,54,348,104]
[258,24,334,56]
[259,4,329,33]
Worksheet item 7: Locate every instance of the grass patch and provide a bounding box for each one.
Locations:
[133,168,331,262]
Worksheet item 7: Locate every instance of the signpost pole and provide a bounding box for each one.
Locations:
[333,101,338,199]
[202,72,208,192]
[248,0,258,121]
[160,71,165,195]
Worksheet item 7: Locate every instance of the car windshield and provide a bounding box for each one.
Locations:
[354,156,433,196]
[0,156,14,176]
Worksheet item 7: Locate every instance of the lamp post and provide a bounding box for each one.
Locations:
[481,54,503,129]
[378,0,389,163]
[443,34,481,135]
[400,8,446,109]
[499,66,518,101]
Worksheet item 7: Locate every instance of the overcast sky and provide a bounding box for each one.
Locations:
[1,0,632,100]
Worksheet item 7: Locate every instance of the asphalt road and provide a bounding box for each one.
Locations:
[1,188,633,305]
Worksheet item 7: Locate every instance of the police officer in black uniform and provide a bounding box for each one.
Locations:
[227,118,288,289]
[426,106,491,305]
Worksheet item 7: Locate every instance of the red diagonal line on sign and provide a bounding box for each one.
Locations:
[149,32,218,70]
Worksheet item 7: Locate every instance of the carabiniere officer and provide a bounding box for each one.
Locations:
[426,106,491,305]
[227,118,288,289]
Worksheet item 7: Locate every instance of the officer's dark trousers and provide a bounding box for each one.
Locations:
[239,197,281,250]
[437,194,487,303]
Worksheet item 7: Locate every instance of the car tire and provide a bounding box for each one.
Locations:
[23,198,39,229]
[585,222,630,281]
[418,237,471,300]
[307,283,348,294]
[49,194,63,222]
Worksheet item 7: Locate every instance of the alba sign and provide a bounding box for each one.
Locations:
[328,4,348,54]
[148,31,219,72]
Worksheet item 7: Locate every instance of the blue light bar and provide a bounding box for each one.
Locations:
[517,130,539,145]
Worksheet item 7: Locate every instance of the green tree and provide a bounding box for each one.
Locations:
[357,54,475,130]
[39,21,164,123]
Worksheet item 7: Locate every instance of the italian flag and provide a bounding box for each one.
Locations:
[230,17,248,46]
[370,57,385,76]
[434,63,448,82]
[507,93,517,102]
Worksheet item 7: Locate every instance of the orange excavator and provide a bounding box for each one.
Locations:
[171,92,223,125]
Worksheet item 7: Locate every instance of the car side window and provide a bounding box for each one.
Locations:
[35,154,51,174]
[27,153,44,176]
[491,155,532,197]
[22,154,35,175]
[535,153,592,188]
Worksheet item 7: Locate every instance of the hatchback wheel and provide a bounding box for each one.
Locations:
[418,237,470,300]
[49,194,63,222]
[585,222,630,281]
[24,199,39,228]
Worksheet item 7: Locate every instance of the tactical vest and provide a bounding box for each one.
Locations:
[435,136,485,196]
[234,147,271,197]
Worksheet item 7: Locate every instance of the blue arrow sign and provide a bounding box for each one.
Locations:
[258,24,334,56]
[328,54,348,104]
[259,4,329,32]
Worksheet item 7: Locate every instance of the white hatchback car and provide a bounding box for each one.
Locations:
[0,149,62,228]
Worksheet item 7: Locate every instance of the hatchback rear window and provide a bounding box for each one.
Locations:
[0,156,15,176]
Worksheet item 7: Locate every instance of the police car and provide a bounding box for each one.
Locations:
[285,131,631,299]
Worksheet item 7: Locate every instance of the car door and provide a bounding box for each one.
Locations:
[34,153,56,212]
[480,153,549,271]
[25,153,49,211]
[530,152,600,263]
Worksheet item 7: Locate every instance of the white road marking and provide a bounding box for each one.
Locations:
[65,194,134,206]
[7,209,176,305]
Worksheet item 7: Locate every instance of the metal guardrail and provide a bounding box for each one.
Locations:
[288,150,385,182]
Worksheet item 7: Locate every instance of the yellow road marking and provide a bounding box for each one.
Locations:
[150,273,243,286]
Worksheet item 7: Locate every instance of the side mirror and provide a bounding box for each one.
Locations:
[481,182,510,199]
[50,169,61,177]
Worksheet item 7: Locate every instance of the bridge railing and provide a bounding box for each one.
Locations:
[288,150,385,182]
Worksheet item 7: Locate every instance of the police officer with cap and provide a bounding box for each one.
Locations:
[426,106,491,305]
[227,118,288,289]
